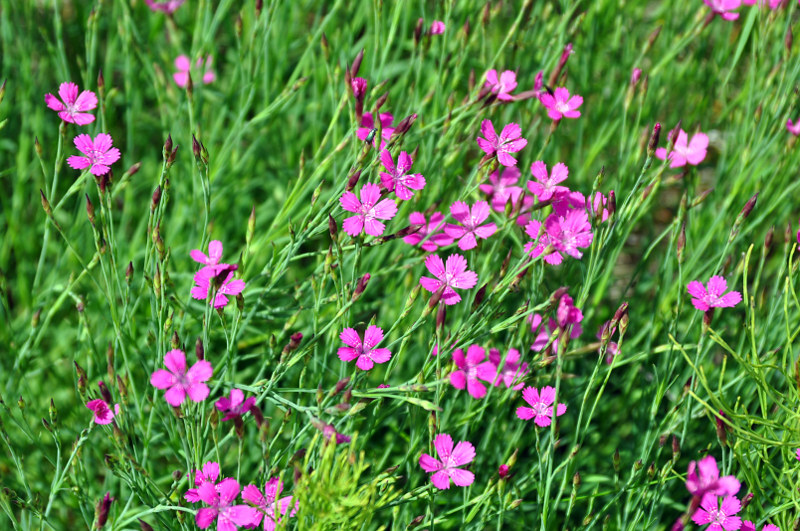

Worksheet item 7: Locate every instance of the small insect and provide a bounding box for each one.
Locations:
[365,128,377,144]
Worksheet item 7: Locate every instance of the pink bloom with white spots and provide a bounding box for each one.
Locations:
[544,208,594,260]
[540,87,583,121]
[150,349,213,407]
[476,120,527,167]
[527,161,569,202]
[195,478,258,530]
[524,219,563,265]
[340,182,398,237]
[480,166,523,212]
[44,82,97,125]
[489,348,528,390]
[691,495,742,530]
[67,134,121,176]
[484,69,518,101]
[687,276,742,311]
[516,386,566,427]
[419,433,475,489]
[655,129,709,168]
[704,0,743,19]
[449,345,497,399]
[86,399,119,425]
[403,212,453,251]
[174,55,216,88]
[419,254,478,305]
[337,325,392,371]
[444,201,497,251]
[379,150,426,200]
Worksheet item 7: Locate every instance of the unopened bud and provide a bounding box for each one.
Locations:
[730,193,758,242]
[740,492,754,509]
[436,304,446,331]
[351,49,364,78]
[677,223,686,264]
[346,170,361,192]
[786,27,793,54]
[328,214,338,241]
[352,273,370,300]
[630,68,642,86]
[414,18,424,46]
[151,186,161,212]
[192,135,201,161]
[164,135,173,157]
[95,492,114,529]
[647,122,661,157]
[613,449,620,472]
[98,381,113,404]
[672,436,680,459]
[86,194,96,225]
[139,519,154,531]
[764,226,774,253]
[375,92,388,111]
[125,262,133,284]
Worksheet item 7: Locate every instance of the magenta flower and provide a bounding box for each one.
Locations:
[379,150,426,200]
[796,219,800,246]
[444,201,497,251]
[44,82,97,125]
[86,399,119,425]
[67,134,121,176]
[692,495,742,530]
[351,77,367,99]
[484,69,517,101]
[530,295,583,353]
[557,294,584,331]
[516,386,567,427]
[704,0,742,20]
[174,55,216,88]
[144,0,185,13]
[551,190,588,217]
[215,389,256,421]
[242,478,298,531]
[185,462,220,503]
[419,254,478,305]
[476,120,528,167]
[317,422,351,444]
[191,265,246,309]
[357,112,395,149]
[403,212,454,251]
[655,129,709,168]
[540,87,583,121]
[340,182,398,237]
[687,276,742,311]
[190,240,223,267]
[797,448,800,460]
[195,478,258,530]
[743,0,786,7]
[429,20,446,34]
[150,349,213,407]
[480,166,523,212]
[449,345,497,399]
[544,208,594,260]
[686,456,741,503]
[527,161,569,202]
[337,325,392,371]
[419,433,475,490]
[787,119,800,136]
[489,348,528,390]
[523,219,563,265]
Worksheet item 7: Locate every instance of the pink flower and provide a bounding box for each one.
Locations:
[195,478,258,530]
[379,150,426,200]
[704,0,743,20]
[144,0,185,13]
[587,191,611,222]
[215,389,256,421]
[797,219,800,246]
[340,182,398,237]
[524,219,563,265]
[337,325,392,371]
[743,0,786,7]
[357,112,395,149]
[527,161,569,201]
[540,87,583,121]
[419,433,475,489]
[317,422,351,444]
[476,120,528,167]
[691,495,742,530]
[444,201,497,251]
[174,55,216,88]
[787,119,800,136]
[686,456,741,503]
[480,166,523,212]
[185,462,220,503]
[484,69,518,101]
[516,386,567,427]
[86,399,119,425]
[191,265,246,308]
[557,293,584,331]
[403,212,454,251]
[529,295,583,352]
[44,82,97,125]
[687,276,742,311]
[796,448,800,460]
[67,133,121,176]
[489,348,528,390]
[419,254,478,305]
[242,478,298,531]
[449,345,497,399]
[655,129,709,168]
[552,190,588,217]
[498,464,510,478]
[429,20,446,34]
[190,240,224,267]
[351,77,368,99]
[150,349,213,407]
[596,321,619,364]
[544,208,594,260]
[761,525,780,531]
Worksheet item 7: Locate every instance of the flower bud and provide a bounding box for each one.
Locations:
[351,49,364,78]
[95,492,114,529]
[647,122,661,157]
[346,170,361,192]
[352,273,371,301]
[106,342,115,381]
[328,214,338,241]
[151,186,161,213]
[125,262,133,285]
[98,381,113,404]
[139,519,154,531]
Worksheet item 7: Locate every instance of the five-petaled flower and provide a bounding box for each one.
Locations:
[429,20,446,35]
[691,495,742,531]
[685,455,741,504]
[544,208,594,260]
[419,433,475,489]
[655,129,709,168]
[215,389,256,421]
[357,112,395,149]
[527,161,570,202]
[174,55,216,88]
[476,120,528,167]
[150,349,213,407]
[340,182,398,237]
[687,276,742,311]
[484,69,518,101]
[195,478,258,530]
[449,345,497,399]
[379,150,426,200]
[190,240,224,267]
[516,386,567,426]
[45,82,97,125]
[185,462,220,503]
[67,133,121,176]
[86,399,119,425]
[337,325,392,371]
[403,212,454,251]
[191,265,246,309]
[480,166,523,212]
[704,0,743,20]
[489,348,528,390]
[242,478,299,531]
[540,87,583,121]
[419,253,478,305]
[444,201,497,251]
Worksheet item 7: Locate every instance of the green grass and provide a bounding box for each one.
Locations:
[1,0,799,529]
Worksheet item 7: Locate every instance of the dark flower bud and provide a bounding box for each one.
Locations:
[375,92,388,111]
[164,134,173,157]
[677,222,686,264]
[328,214,338,241]
[350,49,364,78]
[346,170,361,192]
[86,194,96,226]
[125,262,133,285]
[139,519,154,531]
[647,122,661,157]
[151,186,161,213]
[195,337,204,361]
[192,134,201,161]
[95,492,114,529]
[352,273,371,301]
[98,381,113,404]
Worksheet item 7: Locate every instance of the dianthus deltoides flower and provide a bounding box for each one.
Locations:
[449,345,496,399]
[516,386,567,427]
[185,462,220,503]
[444,201,497,251]
[195,478,258,530]
[144,0,185,13]
[86,398,119,425]
[484,69,517,101]
[191,265,246,309]
[337,325,392,371]
[655,129,709,168]
[174,55,216,88]
[403,212,453,251]
[419,253,478,305]
[340,182,398,237]
[691,495,742,531]
[685,455,740,503]
[45,82,97,125]
[150,349,213,407]
[687,276,742,311]
[489,348,528,390]
[704,0,742,20]
[67,133,121,176]
[419,433,475,489]
[242,478,299,531]
[540,87,583,121]
[476,120,527,167]
[379,150,426,200]
[215,389,256,421]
